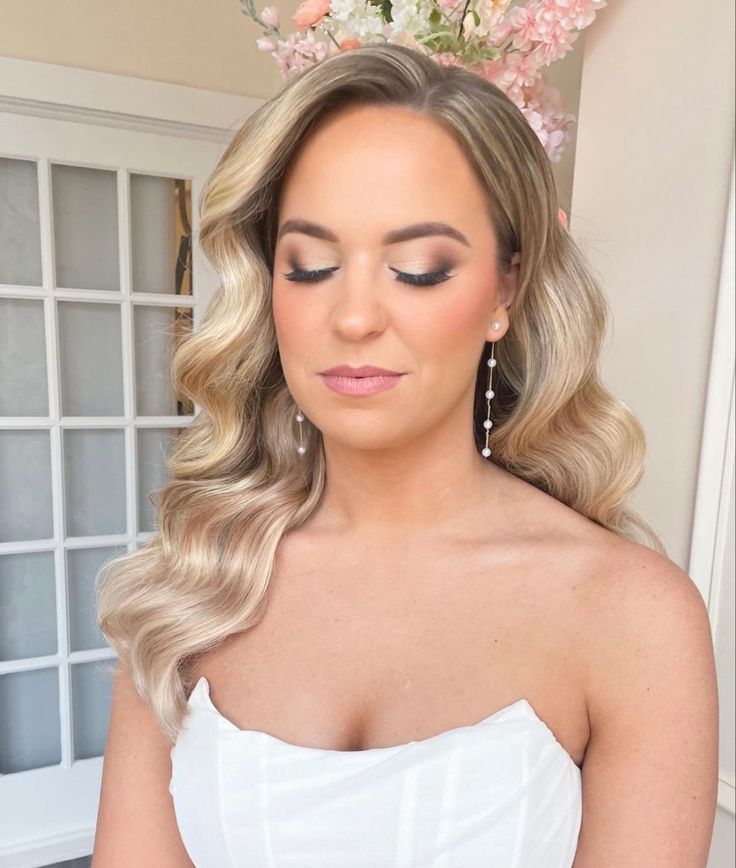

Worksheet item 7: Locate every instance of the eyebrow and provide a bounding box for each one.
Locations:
[276,218,470,247]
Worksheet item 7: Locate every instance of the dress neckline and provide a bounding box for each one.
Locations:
[187,675,581,769]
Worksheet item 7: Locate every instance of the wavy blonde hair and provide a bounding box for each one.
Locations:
[96,42,666,743]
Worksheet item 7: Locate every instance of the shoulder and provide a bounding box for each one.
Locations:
[508,471,713,658]
[94,663,195,864]
[580,536,716,702]
[572,536,719,864]
[574,532,717,736]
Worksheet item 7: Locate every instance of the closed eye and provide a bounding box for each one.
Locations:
[282,266,453,287]
[282,266,338,284]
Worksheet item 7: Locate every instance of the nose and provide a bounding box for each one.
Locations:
[328,261,388,341]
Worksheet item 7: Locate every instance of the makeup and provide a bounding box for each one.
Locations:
[319,373,405,396]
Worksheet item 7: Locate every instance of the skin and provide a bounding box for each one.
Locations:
[96,103,717,867]
[271,103,520,540]
[227,105,717,861]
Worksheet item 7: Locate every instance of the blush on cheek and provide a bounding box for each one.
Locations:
[271,288,322,373]
[425,289,489,349]
[271,287,302,341]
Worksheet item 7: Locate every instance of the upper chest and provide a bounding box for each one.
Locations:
[190,528,599,768]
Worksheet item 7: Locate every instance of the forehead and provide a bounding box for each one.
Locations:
[277,104,491,237]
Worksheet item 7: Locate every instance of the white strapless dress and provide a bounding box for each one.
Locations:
[169,676,582,867]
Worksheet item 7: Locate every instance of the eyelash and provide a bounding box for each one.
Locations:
[282,265,453,287]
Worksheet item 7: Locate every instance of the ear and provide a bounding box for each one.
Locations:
[486,252,520,342]
[500,251,521,309]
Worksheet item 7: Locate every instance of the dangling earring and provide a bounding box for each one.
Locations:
[482,321,502,458]
[295,407,306,455]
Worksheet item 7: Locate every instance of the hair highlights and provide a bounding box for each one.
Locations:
[96,43,665,742]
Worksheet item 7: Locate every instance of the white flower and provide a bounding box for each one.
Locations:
[384,0,434,39]
[330,0,386,40]
[260,5,279,28]
[256,35,278,51]
[473,0,513,39]
[462,10,476,36]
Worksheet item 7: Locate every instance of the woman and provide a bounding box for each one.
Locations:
[92,43,718,867]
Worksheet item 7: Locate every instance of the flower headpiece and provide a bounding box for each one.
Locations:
[241,0,606,166]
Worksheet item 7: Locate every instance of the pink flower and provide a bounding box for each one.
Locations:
[292,0,331,30]
[245,0,606,162]
[388,29,424,51]
[519,80,575,163]
[272,29,329,77]
[260,5,280,28]
[480,52,541,104]
[540,0,606,30]
[532,21,578,65]
[507,4,543,52]
[433,52,464,68]
[256,35,278,52]
[476,59,574,163]
[435,0,465,26]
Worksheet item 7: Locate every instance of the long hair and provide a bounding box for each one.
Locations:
[96,42,666,742]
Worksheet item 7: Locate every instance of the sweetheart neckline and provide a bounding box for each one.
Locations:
[186,676,581,770]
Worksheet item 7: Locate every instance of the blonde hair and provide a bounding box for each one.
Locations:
[96,43,666,742]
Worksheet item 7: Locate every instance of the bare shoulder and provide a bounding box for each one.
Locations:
[572,534,719,866]
[93,662,195,867]
[501,470,714,641]
[578,534,717,709]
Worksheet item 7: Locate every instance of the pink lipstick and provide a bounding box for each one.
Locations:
[318,364,406,396]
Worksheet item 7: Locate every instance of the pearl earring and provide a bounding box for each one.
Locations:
[482,321,502,458]
[295,408,306,455]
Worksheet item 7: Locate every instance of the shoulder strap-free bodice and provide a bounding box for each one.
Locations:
[169,676,582,867]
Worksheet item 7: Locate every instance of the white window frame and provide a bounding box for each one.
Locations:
[688,151,736,820]
[0,56,259,867]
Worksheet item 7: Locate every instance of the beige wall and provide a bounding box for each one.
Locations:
[570,0,734,567]
[0,0,283,100]
[569,6,734,858]
[0,0,584,206]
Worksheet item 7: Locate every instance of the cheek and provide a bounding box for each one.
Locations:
[404,280,491,361]
[397,278,492,407]
[272,285,317,352]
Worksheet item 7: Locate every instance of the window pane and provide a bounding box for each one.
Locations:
[68,546,124,652]
[0,668,61,773]
[63,429,126,537]
[0,157,42,286]
[0,430,53,542]
[58,301,124,416]
[130,174,192,296]
[0,296,49,416]
[0,551,57,660]
[52,164,119,292]
[134,304,193,416]
[71,660,114,761]
[137,428,178,533]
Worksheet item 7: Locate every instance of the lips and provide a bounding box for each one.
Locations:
[319,364,403,377]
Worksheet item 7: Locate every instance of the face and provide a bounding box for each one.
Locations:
[271,103,519,452]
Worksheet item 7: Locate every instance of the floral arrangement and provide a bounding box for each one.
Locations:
[240,0,606,165]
